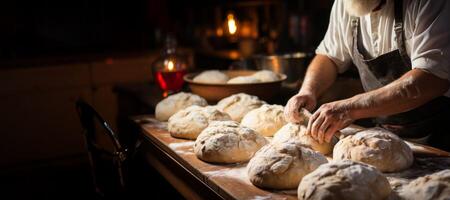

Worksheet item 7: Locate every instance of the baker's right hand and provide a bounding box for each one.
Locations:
[284,91,317,124]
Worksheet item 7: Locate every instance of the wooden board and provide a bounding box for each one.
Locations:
[135,116,450,200]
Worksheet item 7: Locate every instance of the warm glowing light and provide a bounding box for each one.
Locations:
[227,13,237,35]
[216,27,224,37]
[167,60,174,71]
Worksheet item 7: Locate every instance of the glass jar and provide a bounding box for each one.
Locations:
[152,35,188,97]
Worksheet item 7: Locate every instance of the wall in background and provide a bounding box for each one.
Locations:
[0,52,156,169]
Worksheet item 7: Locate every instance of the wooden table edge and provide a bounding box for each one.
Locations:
[139,125,237,200]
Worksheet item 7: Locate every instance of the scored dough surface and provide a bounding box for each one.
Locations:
[194,121,268,163]
[273,123,337,155]
[333,127,413,172]
[155,92,208,121]
[216,93,266,122]
[297,160,392,200]
[247,139,328,189]
[168,105,231,140]
[241,104,287,137]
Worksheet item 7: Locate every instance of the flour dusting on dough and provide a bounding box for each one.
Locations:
[168,141,195,150]
[204,165,250,183]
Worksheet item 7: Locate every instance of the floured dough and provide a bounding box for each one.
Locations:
[247,140,328,189]
[168,105,231,140]
[272,123,337,155]
[333,127,413,172]
[399,169,450,200]
[241,104,287,137]
[194,121,268,163]
[216,93,266,122]
[155,92,208,121]
[298,160,392,200]
[227,76,261,84]
[251,70,280,82]
[193,70,229,84]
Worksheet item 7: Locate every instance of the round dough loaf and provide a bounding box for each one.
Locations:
[168,105,231,140]
[216,93,266,122]
[227,76,261,84]
[194,121,268,163]
[251,70,279,82]
[241,104,287,137]
[272,123,337,155]
[155,92,208,121]
[298,160,392,200]
[399,169,450,200]
[247,140,328,189]
[333,127,413,172]
[193,70,229,84]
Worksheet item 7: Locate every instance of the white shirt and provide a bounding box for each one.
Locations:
[316,0,450,96]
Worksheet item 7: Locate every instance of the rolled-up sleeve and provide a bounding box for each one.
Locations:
[411,0,450,83]
[316,0,352,73]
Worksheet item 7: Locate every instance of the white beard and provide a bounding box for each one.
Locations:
[344,0,382,16]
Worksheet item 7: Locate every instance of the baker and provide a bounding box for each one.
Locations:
[284,0,450,151]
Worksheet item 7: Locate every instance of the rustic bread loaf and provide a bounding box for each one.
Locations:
[298,160,392,200]
[194,121,268,163]
[155,92,207,121]
[247,139,327,189]
[333,127,413,172]
[168,105,231,140]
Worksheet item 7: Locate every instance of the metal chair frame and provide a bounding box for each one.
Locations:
[76,99,128,197]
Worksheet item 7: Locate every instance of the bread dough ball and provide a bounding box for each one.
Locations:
[241,104,287,137]
[272,123,337,155]
[227,76,261,84]
[298,160,392,200]
[399,169,450,200]
[216,93,266,122]
[247,139,327,189]
[194,121,268,163]
[155,92,208,121]
[168,105,231,140]
[251,70,280,82]
[193,70,229,84]
[333,127,413,172]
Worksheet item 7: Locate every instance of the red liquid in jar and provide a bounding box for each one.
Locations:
[155,70,186,91]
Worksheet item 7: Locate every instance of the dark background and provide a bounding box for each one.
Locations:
[0,0,335,199]
[0,0,333,63]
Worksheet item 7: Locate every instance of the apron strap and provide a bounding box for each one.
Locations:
[394,0,411,67]
[351,17,359,53]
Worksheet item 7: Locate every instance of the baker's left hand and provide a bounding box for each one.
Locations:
[306,101,354,144]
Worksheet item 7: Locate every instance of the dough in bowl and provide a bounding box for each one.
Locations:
[297,160,392,200]
[168,105,231,140]
[193,70,229,84]
[399,169,450,200]
[227,76,261,84]
[251,70,279,82]
[155,92,208,121]
[272,123,337,155]
[247,139,328,189]
[241,104,287,137]
[216,93,266,122]
[333,127,413,172]
[194,121,268,163]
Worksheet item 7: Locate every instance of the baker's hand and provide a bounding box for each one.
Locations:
[284,91,317,124]
[306,101,354,144]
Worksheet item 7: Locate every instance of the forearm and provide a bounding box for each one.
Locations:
[346,69,450,119]
[300,54,339,97]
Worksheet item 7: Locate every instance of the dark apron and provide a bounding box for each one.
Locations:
[351,0,450,151]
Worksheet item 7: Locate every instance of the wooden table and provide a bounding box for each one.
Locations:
[133,116,450,200]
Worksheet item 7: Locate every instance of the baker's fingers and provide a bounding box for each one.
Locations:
[308,112,324,140]
[306,111,318,135]
[324,125,339,143]
[317,117,332,144]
